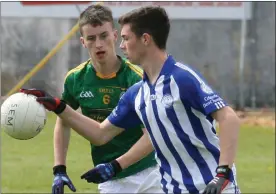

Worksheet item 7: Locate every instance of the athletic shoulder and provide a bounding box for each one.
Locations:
[64,59,90,83]
[122,58,143,79]
[172,61,208,86]
[173,62,197,78]
[172,61,215,96]
[61,60,90,109]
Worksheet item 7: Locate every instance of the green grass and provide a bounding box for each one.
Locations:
[1,113,98,193]
[1,113,275,193]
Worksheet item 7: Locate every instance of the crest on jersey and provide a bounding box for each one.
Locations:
[161,94,174,108]
[200,82,213,94]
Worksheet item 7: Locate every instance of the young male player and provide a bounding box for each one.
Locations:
[21,5,241,194]
[44,5,161,194]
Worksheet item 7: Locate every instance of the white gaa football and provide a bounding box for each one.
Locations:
[1,92,47,140]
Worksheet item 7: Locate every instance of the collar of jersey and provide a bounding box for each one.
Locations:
[90,55,126,79]
[143,55,176,83]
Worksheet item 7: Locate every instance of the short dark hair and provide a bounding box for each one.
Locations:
[118,6,170,49]
[79,4,114,35]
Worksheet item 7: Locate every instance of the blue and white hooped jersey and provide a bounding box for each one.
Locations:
[108,55,236,194]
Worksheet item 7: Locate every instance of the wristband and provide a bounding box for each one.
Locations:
[216,165,231,178]
[54,100,67,114]
[110,160,122,175]
[53,165,67,175]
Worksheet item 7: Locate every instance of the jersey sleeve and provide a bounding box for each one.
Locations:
[176,68,228,116]
[61,73,79,110]
[108,85,142,129]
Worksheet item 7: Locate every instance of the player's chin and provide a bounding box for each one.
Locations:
[125,55,133,62]
[129,58,139,65]
[123,53,129,59]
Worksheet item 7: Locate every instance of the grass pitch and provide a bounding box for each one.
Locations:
[1,113,275,193]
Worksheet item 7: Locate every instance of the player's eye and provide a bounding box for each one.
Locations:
[87,36,96,41]
[100,33,108,40]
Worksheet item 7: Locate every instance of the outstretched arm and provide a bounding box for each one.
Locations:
[58,104,124,145]
[20,87,143,157]
[19,88,125,145]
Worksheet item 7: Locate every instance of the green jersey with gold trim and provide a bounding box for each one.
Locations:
[61,56,156,179]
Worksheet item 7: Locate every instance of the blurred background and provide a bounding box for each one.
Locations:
[1,1,275,109]
[1,1,275,193]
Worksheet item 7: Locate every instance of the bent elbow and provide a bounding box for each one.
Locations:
[232,111,241,127]
[87,136,106,146]
[93,139,106,146]
[90,135,109,146]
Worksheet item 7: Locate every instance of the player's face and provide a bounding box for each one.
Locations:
[80,22,118,63]
[120,24,145,65]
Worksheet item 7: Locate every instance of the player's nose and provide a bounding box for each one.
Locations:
[95,38,103,49]
[119,40,125,50]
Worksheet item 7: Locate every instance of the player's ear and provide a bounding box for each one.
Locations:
[113,29,118,42]
[80,37,87,48]
[141,33,151,46]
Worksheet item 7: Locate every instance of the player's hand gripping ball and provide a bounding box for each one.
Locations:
[19,88,66,114]
[1,92,47,140]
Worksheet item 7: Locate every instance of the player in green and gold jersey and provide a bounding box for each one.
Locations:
[51,4,162,194]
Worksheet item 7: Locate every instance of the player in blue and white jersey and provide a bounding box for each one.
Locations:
[20,6,241,194]
[113,6,241,194]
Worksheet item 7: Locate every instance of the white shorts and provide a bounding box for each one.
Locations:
[98,165,163,193]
